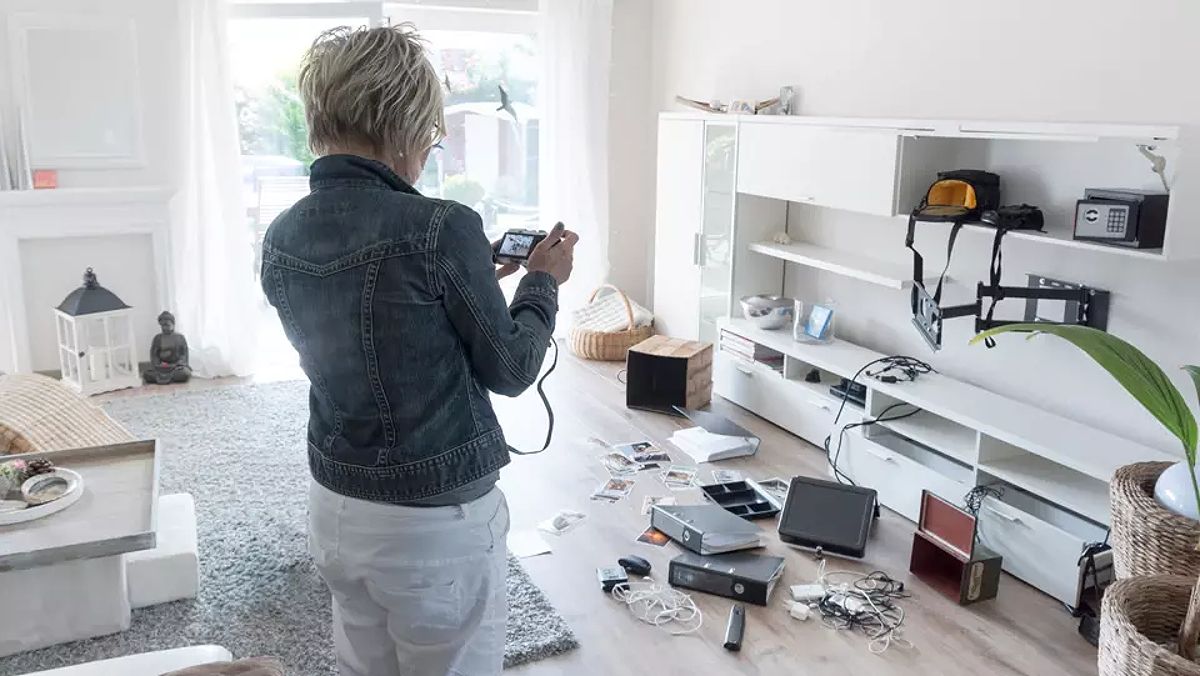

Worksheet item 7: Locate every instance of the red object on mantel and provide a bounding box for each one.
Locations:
[32,169,58,189]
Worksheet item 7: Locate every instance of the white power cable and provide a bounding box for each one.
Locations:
[611,581,703,635]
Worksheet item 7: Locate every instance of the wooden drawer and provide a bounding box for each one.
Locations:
[713,351,841,448]
[839,432,972,523]
[976,487,1109,607]
[736,123,901,216]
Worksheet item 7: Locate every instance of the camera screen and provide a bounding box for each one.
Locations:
[500,233,536,258]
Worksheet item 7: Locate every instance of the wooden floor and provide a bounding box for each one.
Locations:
[103,347,1100,676]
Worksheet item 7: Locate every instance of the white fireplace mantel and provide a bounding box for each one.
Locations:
[0,186,176,374]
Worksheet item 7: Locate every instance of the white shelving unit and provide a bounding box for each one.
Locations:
[713,316,1175,606]
[653,112,1191,607]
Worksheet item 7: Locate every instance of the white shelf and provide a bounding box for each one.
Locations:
[877,411,978,466]
[718,316,1177,484]
[979,455,1111,525]
[749,240,919,289]
[899,216,1166,261]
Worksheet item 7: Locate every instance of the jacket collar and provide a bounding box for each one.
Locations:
[308,154,421,195]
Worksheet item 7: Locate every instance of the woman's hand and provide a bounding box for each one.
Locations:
[489,237,522,280]
[527,222,578,285]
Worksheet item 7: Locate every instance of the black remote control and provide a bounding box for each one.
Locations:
[723,604,745,652]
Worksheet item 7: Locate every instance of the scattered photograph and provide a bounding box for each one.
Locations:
[602,452,641,476]
[636,525,671,547]
[592,477,636,502]
[660,465,697,490]
[537,509,587,536]
[640,495,677,516]
[712,469,743,484]
[614,441,671,464]
[757,477,790,501]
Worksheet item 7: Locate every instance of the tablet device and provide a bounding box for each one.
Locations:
[777,476,876,559]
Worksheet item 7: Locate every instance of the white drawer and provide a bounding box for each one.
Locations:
[713,352,842,448]
[976,488,1108,607]
[839,432,972,523]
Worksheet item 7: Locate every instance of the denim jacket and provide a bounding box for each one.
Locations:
[261,155,558,503]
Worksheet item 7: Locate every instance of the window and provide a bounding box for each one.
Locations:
[229,1,540,242]
[229,1,539,372]
[409,28,539,238]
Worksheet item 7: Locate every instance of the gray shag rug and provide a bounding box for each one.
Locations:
[0,380,577,675]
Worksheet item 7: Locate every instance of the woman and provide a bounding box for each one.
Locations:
[261,24,577,676]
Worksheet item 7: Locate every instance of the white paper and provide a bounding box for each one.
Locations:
[509,530,552,558]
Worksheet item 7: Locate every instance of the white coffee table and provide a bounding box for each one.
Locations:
[0,440,159,657]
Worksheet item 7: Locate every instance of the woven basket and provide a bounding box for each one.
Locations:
[1111,462,1200,579]
[1099,574,1200,676]
[569,284,654,361]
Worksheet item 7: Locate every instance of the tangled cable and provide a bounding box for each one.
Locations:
[811,561,913,654]
[611,581,703,635]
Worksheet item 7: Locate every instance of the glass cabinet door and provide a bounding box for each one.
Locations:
[698,123,737,343]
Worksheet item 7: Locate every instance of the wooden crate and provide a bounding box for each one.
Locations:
[625,335,712,413]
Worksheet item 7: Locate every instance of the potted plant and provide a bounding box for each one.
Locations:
[973,324,1199,517]
[974,324,1200,671]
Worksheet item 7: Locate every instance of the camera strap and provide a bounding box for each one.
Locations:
[508,339,558,456]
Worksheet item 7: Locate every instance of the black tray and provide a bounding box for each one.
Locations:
[699,480,781,520]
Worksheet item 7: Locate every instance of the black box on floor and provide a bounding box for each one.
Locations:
[668,550,785,606]
[625,336,712,413]
[909,490,1001,605]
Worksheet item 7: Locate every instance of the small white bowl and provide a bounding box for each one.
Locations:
[739,295,795,330]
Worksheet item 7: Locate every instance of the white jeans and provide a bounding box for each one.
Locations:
[308,481,510,676]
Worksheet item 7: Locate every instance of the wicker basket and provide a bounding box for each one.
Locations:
[569,285,654,361]
[0,374,134,455]
[1111,462,1200,579]
[1099,574,1200,676]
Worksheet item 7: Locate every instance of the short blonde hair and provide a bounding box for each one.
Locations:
[298,23,445,166]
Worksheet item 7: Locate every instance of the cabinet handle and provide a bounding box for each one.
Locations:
[806,398,832,412]
[692,233,702,266]
[735,364,754,376]
[800,196,817,203]
[859,446,897,464]
[983,503,1024,525]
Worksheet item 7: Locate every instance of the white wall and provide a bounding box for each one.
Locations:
[0,0,179,374]
[645,0,1200,452]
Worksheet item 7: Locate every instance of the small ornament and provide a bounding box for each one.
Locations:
[0,460,28,496]
[24,458,54,480]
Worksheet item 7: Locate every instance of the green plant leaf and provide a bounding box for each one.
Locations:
[972,324,1198,457]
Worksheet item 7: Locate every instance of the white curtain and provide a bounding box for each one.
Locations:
[171,0,257,377]
[538,0,613,318]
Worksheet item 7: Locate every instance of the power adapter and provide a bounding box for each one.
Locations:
[790,584,827,603]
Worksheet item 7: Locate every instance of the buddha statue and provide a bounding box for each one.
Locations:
[143,311,192,384]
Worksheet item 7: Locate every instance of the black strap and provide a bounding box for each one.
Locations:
[906,213,963,305]
[981,226,1010,348]
[508,339,558,456]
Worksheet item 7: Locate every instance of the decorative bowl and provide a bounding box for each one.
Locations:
[739,295,795,330]
[21,469,80,506]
